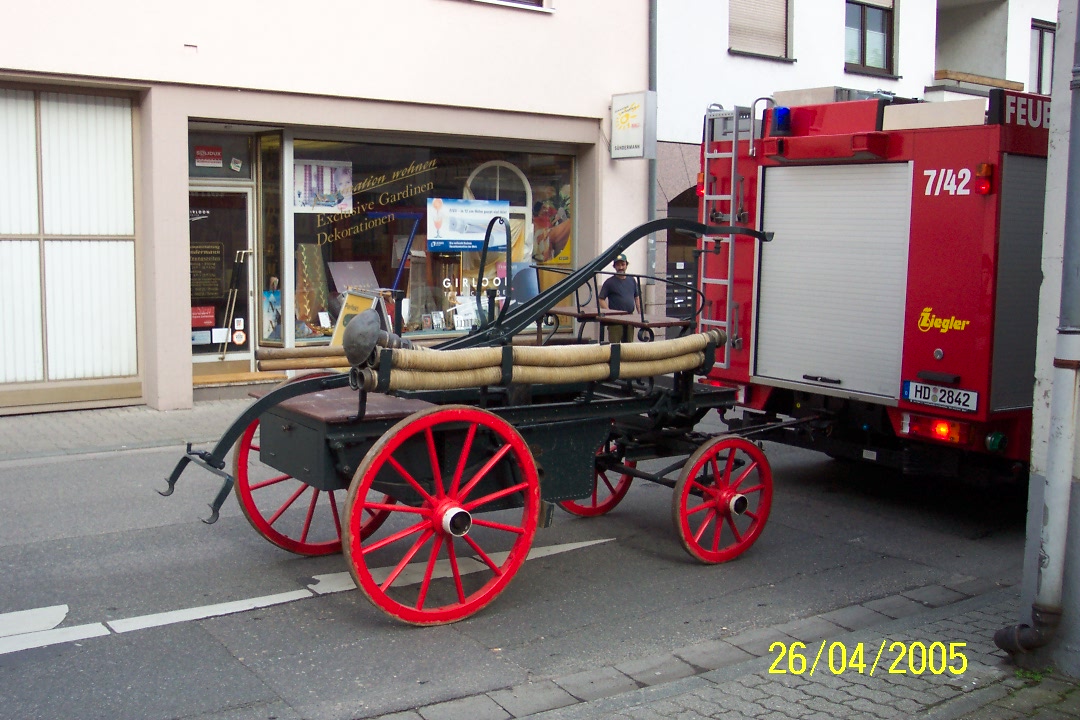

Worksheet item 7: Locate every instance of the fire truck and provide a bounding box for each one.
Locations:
[695,87,1050,481]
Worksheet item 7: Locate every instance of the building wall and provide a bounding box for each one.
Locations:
[656,0,938,145]
[656,0,1058,146]
[1,0,653,411]
[1019,0,1080,677]
[0,1,645,120]
[937,1,1009,79]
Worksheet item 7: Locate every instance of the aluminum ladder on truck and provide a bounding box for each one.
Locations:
[699,105,751,370]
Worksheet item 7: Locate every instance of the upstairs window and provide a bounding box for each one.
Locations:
[845,0,894,75]
[1031,20,1055,95]
[730,0,790,60]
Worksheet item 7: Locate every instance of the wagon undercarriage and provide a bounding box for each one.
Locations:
[161,218,784,624]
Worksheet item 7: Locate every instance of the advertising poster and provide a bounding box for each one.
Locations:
[330,291,388,346]
[294,160,353,214]
[427,199,510,252]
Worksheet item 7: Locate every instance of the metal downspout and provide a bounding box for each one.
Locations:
[994,5,1080,655]
[647,0,658,291]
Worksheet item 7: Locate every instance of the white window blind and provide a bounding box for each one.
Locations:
[45,239,137,380]
[0,241,44,383]
[730,0,788,58]
[40,93,134,236]
[0,89,40,235]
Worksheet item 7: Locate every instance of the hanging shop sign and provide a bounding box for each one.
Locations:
[426,199,511,252]
[611,91,657,160]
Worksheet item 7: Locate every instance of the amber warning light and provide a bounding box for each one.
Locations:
[974,163,994,195]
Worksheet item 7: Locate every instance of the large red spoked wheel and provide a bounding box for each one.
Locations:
[559,443,635,517]
[232,372,392,556]
[672,435,772,564]
[344,405,539,625]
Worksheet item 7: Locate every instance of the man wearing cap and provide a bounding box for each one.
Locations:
[599,253,640,343]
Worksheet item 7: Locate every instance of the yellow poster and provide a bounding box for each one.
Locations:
[330,291,387,346]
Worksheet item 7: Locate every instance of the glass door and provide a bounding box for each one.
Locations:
[189,188,255,366]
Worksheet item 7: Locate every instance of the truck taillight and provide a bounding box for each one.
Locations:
[901,413,970,444]
[696,172,705,197]
[974,163,994,195]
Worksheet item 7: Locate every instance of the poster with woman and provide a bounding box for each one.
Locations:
[294,160,353,213]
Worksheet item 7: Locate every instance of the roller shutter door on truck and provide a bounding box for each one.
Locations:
[991,154,1046,411]
[754,163,913,401]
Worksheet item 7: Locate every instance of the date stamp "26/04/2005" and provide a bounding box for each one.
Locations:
[768,640,968,677]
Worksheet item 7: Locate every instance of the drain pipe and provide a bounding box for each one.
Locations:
[646,0,658,288]
[994,4,1080,655]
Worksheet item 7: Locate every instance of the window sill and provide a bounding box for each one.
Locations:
[728,48,796,64]
[844,63,900,80]
[453,0,553,12]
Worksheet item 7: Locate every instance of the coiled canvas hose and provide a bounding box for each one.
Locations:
[354,330,723,392]
[375,330,724,372]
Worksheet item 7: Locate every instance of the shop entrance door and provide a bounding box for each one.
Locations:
[189,189,255,372]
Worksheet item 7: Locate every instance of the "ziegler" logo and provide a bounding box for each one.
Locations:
[919,307,970,333]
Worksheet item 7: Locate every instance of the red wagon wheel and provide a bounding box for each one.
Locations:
[559,443,635,517]
[344,405,539,625]
[232,371,392,556]
[672,435,772,564]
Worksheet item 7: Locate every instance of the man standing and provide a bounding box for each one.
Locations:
[598,253,640,343]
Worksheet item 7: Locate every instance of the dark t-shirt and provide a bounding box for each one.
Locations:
[599,275,639,312]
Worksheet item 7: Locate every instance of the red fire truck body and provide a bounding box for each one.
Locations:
[697,89,1049,479]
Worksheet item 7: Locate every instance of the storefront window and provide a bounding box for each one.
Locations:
[289,140,573,341]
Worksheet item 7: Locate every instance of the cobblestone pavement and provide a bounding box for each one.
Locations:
[367,587,1079,720]
[1,401,1077,719]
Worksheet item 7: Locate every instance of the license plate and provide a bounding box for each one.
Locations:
[902,381,978,412]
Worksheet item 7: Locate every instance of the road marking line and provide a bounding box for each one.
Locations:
[308,538,615,595]
[3,538,616,655]
[106,589,313,633]
[0,623,109,655]
[0,604,68,638]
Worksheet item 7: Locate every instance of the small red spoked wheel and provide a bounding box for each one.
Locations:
[232,371,392,555]
[559,444,635,517]
[672,435,772,564]
[344,405,539,625]
[233,418,394,555]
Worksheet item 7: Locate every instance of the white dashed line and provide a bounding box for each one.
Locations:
[1,538,616,655]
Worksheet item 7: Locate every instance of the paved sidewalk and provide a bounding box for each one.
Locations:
[371,586,1076,720]
[0,399,251,462]
[1,401,1077,719]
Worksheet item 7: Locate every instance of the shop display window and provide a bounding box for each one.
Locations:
[287,140,573,340]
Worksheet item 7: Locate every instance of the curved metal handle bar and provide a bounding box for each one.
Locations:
[437,218,769,350]
[474,216,513,327]
[158,372,351,503]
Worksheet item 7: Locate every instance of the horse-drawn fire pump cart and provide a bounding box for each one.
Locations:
[161,217,777,625]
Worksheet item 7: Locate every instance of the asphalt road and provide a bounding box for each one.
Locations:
[0,434,1026,720]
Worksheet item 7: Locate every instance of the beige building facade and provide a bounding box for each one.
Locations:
[0,0,652,413]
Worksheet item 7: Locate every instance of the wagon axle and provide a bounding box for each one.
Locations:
[438,503,473,537]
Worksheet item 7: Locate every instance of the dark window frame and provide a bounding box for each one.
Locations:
[844,1,894,76]
[1032,20,1056,95]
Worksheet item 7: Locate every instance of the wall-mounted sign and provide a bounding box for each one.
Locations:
[611,91,657,160]
[427,199,511,251]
